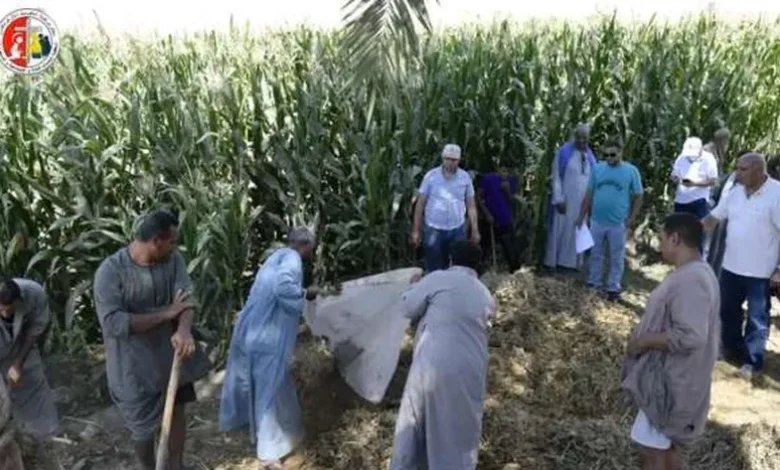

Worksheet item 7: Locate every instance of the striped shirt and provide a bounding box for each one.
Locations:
[418,166,475,230]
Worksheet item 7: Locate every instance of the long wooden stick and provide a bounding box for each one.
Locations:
[490,224,497,270]
[155,354,182,470]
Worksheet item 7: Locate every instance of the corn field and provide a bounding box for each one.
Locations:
[2,15,780,352]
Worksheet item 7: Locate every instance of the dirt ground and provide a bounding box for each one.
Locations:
[45,264,780,470]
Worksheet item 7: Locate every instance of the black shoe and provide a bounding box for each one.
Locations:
[606,291,621,302]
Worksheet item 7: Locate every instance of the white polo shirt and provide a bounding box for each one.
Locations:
[672,151,718,204]
[711,177,780,278]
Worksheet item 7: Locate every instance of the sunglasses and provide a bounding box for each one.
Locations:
[604,152,619,158]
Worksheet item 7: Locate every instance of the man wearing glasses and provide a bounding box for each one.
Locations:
[577,137,644,301]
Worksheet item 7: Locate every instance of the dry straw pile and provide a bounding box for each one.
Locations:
[289,269,780,469]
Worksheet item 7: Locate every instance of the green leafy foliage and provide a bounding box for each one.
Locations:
[2,15,780,351]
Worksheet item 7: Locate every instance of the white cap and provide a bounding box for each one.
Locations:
[442,143,462,160]
[680,137,703,157]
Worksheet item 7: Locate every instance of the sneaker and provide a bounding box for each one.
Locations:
[606,291,621,302]
[739,364,754,381]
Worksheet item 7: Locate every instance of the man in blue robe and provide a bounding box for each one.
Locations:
[218,227,317,470]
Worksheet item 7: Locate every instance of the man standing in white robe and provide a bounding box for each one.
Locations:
[389,240,495,470]
[545,124,597,271]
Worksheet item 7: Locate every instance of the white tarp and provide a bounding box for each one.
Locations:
[304,267,421,403]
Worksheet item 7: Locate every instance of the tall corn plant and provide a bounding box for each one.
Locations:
[3,15,780,353]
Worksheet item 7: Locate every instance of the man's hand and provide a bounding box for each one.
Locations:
[171,329,196,358]
[626,337,645,357]
[682,179,695,187]
[411,231,421,249]
[6,362,21,387]
[409,273,422,284]
[471,230,481,245]
[306,286,320,301]
[555,202,566,214]
[771,270,780,294]
[167,289,194,320]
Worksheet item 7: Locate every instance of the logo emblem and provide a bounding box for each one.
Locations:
[1,8,60,75]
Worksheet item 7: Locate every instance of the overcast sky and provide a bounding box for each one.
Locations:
[5,0,780,35]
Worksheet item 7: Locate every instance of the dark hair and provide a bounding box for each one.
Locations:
[451,240,483,272]
[604,136,624,150]
[663,213,703,250]
[0,279,21,306]
[135,209,179,242]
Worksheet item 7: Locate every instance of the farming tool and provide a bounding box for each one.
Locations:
[155,354,182,470]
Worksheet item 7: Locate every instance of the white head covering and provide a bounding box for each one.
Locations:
[441,143,462,160]
[680,137,703,159]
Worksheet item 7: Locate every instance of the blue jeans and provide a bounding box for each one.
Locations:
[587,221,626,293]
[719,269,771,370]
[424,224,466,273]
[674,198,710,254]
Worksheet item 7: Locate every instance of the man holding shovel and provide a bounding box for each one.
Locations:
[94,209,211,470]
[0,277,60,468]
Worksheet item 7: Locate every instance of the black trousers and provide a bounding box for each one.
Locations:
[483,224,520,272]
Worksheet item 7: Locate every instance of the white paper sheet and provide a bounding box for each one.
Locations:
[576,225,595,254]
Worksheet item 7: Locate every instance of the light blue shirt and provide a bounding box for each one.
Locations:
[419,166,475,230]
[589,161,643,225]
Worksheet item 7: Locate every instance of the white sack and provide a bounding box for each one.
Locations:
[304,267,421,403]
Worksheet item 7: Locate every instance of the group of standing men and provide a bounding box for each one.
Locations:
[544,124,643,302]
[541,123,780,469]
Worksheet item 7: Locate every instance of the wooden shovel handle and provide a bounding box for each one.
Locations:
[155,353,183,470]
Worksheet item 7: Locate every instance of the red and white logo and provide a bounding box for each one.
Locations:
[1,8,60,75]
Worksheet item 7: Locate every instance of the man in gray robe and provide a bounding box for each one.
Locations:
[0,278,60,468]
[544,123,597,271]
[389,240,495,470]
[622,213,720,469]
[0,372,24,470]
[93,209,211,470]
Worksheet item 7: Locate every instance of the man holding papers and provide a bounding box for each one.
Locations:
[577,137,643,302]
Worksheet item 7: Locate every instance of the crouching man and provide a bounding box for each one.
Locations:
[389,240,495,470]
[0,278,61,469]
[621,213,720,469]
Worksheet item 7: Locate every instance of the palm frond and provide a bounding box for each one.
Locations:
[340,0,436,83]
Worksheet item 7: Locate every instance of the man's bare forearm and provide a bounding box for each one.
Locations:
[628,195,643,223]
[129,308,176,334]
[636,331,670,352]
[413,198,425,234]
[176,308,194,333]
[702,215,720,233]
[577,193,591,223]
[467,203,479,232]
[12,331,39,367]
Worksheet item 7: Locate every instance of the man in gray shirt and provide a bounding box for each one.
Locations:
[93,209,211,470]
